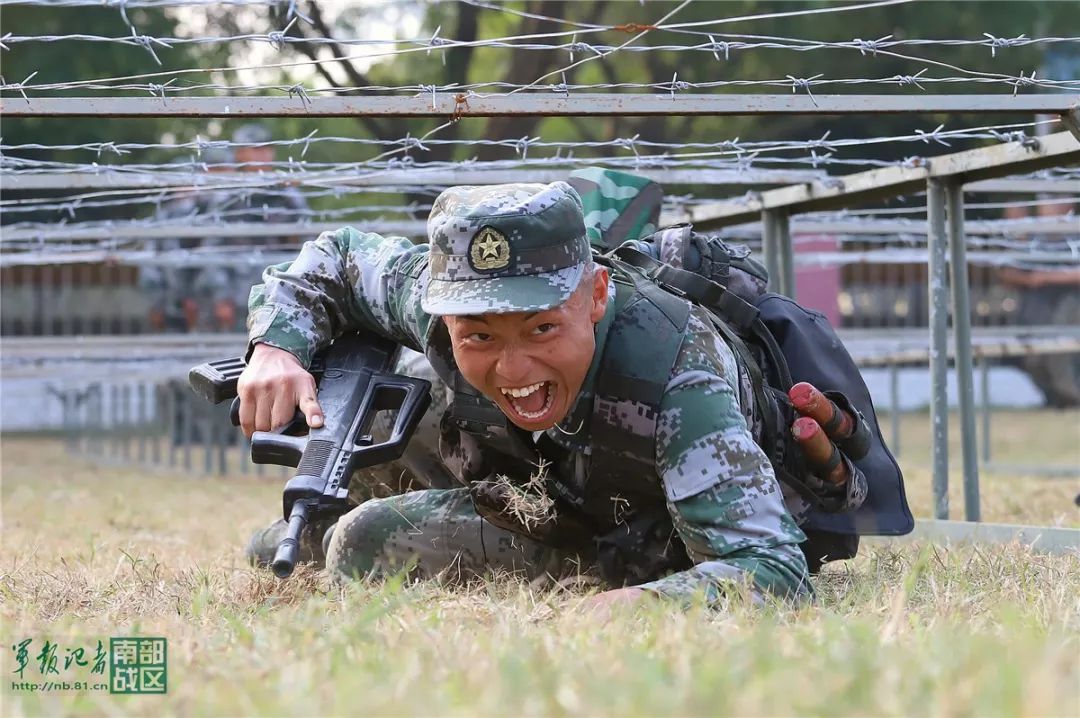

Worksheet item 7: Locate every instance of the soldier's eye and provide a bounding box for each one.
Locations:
[532,323,556,335]
[467,332,493,342]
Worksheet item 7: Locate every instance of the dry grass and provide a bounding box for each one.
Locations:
[2,409,1079,717]
[887,408,1080,527]
[477,459,556,531]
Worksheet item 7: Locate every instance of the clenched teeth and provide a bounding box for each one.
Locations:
[500,381,547,398]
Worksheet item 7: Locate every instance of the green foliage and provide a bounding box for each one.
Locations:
[1,6,232,160]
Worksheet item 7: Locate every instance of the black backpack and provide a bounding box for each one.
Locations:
[609,224,913,570]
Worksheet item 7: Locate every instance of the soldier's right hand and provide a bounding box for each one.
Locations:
[237,343,324,438]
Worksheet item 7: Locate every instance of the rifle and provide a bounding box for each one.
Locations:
[188,331,432,578]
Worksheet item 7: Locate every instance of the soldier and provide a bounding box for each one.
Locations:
[236,181,880,611]
[221,124,310,331]
[140,146,237,332]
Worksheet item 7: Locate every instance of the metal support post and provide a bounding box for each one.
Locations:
[137,383,148,464]
[121,384,131,462]
[109,384,120,459]
[202,401,213,477]
[182,388,193,472]
[59,390,73,454]
[151,384,162,466]
[776,211,796,299]
[215,406,228,476]
[927,178,950,520]
[890,359,901,456]
[761,210,781,292]
[167,383,177,468]
[980,355,992,465]
[946,181,981,522]
[93,385,105,457]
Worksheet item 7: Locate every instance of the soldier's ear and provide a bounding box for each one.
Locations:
[589,266,609,323]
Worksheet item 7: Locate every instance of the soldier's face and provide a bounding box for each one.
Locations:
[444,267,609,431]
[235,146,274,169]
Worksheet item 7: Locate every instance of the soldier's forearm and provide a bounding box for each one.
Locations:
[247,228,431,364]
[636,544,810,607]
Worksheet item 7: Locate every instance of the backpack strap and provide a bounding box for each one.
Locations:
[613,244,761,334]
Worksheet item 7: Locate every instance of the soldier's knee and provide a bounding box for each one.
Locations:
[325,497,414,582]
[246,519,287,568]
[245,517,332,570]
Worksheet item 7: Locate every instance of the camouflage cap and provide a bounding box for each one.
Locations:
[232,123,271,145]
[421,182,590,316]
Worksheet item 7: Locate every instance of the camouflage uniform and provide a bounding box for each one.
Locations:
[245,181,810,606]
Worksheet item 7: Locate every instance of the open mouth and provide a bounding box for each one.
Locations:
[499,380,557,424]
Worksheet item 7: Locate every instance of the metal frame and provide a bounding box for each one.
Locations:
[3,95,1078,118]
[688,128,1080,522]
[688,130,1080,227]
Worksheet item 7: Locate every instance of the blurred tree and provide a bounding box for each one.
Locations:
[1,5,233,162]
[267,0,1078,171]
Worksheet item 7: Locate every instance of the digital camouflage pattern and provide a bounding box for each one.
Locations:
[568,167,662,251]
[246,181,812,605]
[422,182,591,316]
[325,488,591,584]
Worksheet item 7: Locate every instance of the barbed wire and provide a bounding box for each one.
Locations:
[4,229,1076,273]
[2,0,1073,99]
[6,28,1076,59]
[9,70,1079,97]
[1,119,1061,209]
[0,118,1057,160]
[5,195,1075,240]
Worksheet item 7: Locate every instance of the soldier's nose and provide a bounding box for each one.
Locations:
[494,346,532,384]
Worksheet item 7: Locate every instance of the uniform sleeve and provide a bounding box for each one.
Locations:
[245,226,436,366]
[637,310,811,605]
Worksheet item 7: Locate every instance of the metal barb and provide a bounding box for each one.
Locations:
[128,27,171,65]
[267,18,298,51]
[1011,69,1037,97]
[3,70,39,104]
[287,83,311,108]
[786,74,822,107]
[982,33,1027,58]
[853,34,892,57]
[891,68,928,91]
[707,34,730,61]
[915,124,951,147]
[668,72,691,100]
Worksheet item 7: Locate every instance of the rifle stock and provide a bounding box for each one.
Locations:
[188,332,432,578]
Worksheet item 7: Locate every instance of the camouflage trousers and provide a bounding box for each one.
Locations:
[248,488,594,585]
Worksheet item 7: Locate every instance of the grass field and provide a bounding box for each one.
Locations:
[2,409,1078,717]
